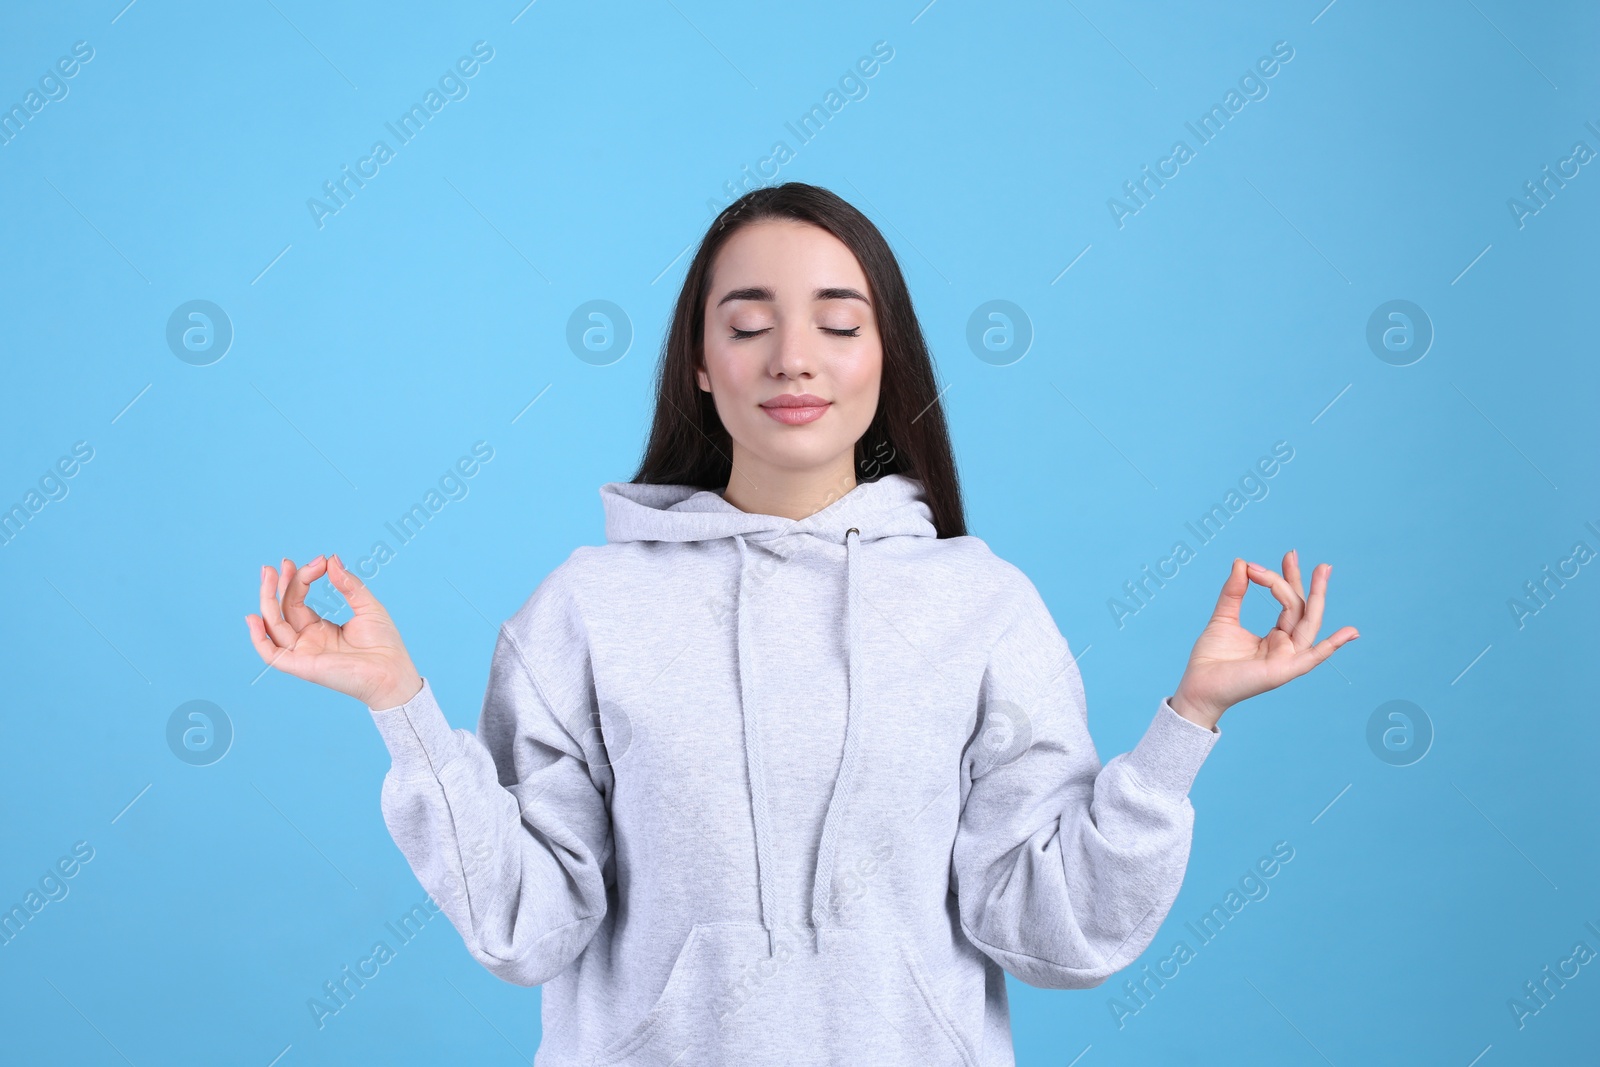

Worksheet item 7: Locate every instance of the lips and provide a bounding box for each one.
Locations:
[761,393,829,408]
[760,393,831,425]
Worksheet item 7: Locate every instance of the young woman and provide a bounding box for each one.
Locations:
[246,183,1356,1066]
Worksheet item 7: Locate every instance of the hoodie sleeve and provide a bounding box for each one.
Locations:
[951,576,1220,989]
[367,566,612,987]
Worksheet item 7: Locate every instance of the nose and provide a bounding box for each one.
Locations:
[767,321,818,380]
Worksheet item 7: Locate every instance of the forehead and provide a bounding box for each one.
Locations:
[708,219,868,298]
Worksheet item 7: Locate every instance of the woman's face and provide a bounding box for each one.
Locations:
[698,219,883,484]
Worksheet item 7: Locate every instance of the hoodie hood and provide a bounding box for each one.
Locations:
[601,472,937,547]
[598,473,937,955]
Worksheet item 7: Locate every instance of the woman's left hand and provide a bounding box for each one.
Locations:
[1169,550,1359,731]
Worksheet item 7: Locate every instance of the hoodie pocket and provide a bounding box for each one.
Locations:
[593,922,727,1066]
[593,922,978,1067]
[891,937,981,1067]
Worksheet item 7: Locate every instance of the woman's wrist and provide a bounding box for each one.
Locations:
[367,669,424,712]
[1169,684,1224,732]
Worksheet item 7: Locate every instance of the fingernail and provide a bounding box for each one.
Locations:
[1291,548,1298,562]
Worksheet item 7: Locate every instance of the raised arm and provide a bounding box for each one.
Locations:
[369,610,612,987]
[247,553,611,987]
[951,552,1355,989]
[950,577,1220,989]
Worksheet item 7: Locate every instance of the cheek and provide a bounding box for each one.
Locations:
[702,344,759,401]
[841,346,883,397]
[699,339,732,385]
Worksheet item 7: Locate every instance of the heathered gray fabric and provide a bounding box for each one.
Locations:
[368,473,1221,1066]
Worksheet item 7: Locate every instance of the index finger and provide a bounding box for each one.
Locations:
[1246,560,1305,635]
[1283,548,1306,602]
[281,555,328,629]
[1292,561,1333,650]
[327,553,385,616]
[259,564,297,647]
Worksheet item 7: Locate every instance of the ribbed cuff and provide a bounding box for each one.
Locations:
[1123,696,1222,800]
[367,677,460,778]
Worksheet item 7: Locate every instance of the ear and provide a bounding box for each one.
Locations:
[696,365,711,392]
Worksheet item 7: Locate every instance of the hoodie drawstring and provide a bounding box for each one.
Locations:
[732,527,866,957]
[811,526,864,955]
[733,533,782,957]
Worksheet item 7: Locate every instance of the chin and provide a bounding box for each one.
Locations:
[752,439,851,470]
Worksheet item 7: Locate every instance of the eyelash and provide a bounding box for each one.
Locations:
[729,327,860,340]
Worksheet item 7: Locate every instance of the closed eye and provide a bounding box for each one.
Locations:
[730,327,861,340]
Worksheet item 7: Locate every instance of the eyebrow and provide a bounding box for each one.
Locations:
[715,286,871,308]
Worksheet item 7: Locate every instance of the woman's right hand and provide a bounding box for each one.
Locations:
[245,553,424,711]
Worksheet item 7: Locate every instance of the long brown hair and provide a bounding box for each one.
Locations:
[630,182,967,539]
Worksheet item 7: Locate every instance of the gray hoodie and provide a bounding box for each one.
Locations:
[368,472,1221,1066]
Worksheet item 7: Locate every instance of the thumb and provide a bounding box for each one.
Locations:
[327,553,384,615]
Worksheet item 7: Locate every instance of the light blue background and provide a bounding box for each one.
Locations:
[2,1,1596,1064]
